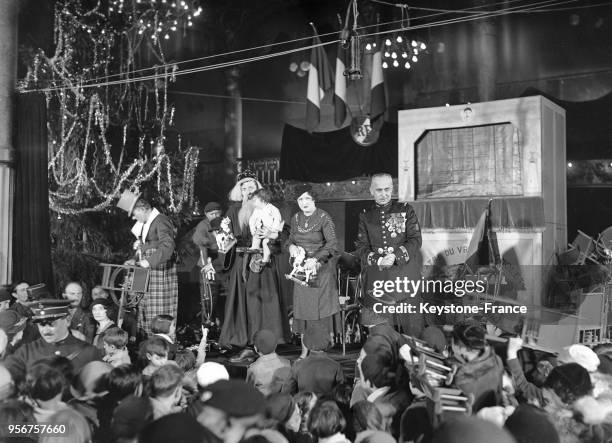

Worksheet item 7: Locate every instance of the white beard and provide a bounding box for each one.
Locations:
[238,197,256,231]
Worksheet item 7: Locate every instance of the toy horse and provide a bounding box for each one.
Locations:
[285,246,314,286]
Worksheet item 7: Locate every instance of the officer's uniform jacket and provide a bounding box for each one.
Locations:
[355,201,422,269]
[4,334,100,382]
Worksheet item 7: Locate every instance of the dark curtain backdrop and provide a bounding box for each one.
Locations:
[279,123,398,182]
[12,92,53,292]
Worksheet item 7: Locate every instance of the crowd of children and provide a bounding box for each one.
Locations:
[1,281,612,443]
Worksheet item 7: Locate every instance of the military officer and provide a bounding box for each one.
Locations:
[3,299,101,383]
[355,173,423,336]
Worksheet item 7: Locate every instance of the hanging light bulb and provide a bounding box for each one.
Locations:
[420,42,426,50]
[366,43,372,50]
[413,48,419,54]
[289,62,298,72]
[404,62,411,69]
[396,35,403,43]
[372,42,377,48]
[164,34,170,39]
[401,52,408,58]
[412,55,418,62]
[393,60,399,67]
[391,52,397,59]
[382,61,388,69]
[385,38,392,46]
[411,40,417,47]
[187,21,193,26]
[384,51,390,58]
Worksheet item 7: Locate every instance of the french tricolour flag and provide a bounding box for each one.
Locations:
[305,30,333,133]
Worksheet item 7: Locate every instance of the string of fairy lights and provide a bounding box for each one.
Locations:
[21,0,203,215]
[21,0,597,217]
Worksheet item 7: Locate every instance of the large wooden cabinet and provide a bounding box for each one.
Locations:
[398,96,567,306]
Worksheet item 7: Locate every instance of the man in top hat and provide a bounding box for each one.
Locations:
[3,299,100,383]
[117,191,178,338]
[192,202,224,326]
[355,173,424,336]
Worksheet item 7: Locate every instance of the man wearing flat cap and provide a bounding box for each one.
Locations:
[192,202,224,326]
[355,173,424,336]
[3,299,100,382]
[193,379,265,442]
[117,191,178,338]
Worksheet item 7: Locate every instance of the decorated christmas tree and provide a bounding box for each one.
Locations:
[19,0,203,289]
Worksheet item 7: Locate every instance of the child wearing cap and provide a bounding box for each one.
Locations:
[246,329,290,395]
[102,327,131,367]
[281,327,344,396]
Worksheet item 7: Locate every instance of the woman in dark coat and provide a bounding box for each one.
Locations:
[286,185,340,359]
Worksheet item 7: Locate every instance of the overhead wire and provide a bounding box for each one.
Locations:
[27,0,584,93]
[33,0,545,86]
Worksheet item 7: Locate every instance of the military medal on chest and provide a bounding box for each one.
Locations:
[384,212,407,238]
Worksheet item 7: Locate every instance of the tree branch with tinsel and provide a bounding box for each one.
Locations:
[19,0,202,216]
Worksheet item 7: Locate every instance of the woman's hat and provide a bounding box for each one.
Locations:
[91,298,112,310]
[294,184,314,200]
[116,190,142,216]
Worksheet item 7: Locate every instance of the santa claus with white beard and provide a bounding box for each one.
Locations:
[216,170,289,361]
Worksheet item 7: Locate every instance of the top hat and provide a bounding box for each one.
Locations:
[117,190,142,216]
[28,299,72,322]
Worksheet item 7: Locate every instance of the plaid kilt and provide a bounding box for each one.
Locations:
[138,248,178,337]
